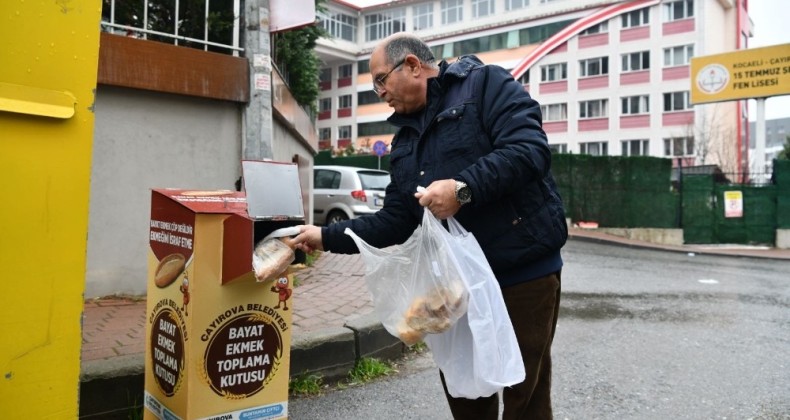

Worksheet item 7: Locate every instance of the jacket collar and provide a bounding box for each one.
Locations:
[440,55,484,80]
[387,55,484,136]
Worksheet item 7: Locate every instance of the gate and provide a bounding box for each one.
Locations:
[682,173,778,245]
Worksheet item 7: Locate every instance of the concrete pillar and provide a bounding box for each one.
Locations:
[243,0,274,160]
[754,98,766,174]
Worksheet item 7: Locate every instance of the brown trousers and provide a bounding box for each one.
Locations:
[440,271,562,420]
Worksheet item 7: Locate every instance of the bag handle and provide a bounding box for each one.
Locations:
[446,217,469,237]
[344,227,413,264]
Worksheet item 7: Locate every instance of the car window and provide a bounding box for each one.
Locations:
[315,169,341,189]
[358,171,390,190]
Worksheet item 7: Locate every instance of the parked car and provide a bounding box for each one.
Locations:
[313,165,390,225]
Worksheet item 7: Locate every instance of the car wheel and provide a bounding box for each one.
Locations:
[326,210,349,225]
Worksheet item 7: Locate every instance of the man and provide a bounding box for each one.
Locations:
[293,32,567,419]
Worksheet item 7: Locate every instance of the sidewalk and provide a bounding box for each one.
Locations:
[80,252,375,368]
[78,229,790,416]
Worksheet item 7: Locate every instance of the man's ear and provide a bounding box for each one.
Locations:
[405,54,422,75]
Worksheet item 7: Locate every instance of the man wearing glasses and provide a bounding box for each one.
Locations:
[294,32,567,420]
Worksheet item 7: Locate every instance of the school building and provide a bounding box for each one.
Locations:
[314,0,753,172]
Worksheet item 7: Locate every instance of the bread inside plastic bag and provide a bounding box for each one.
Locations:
[252,237,295,282]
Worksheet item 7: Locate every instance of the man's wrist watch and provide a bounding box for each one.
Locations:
[455,181,472,206]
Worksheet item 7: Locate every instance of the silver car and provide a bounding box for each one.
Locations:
[313,165,390,225]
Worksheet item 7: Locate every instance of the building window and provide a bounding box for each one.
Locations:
[339,94,352,109]
[580,21,608,35]
[519,19,574,45]
[549,143,567,153]
[441,0,463,25]
[580,141,608,156]
[472,0,494,18]
[580,99,608,119]
[339,64,353,79]
[413,3,434,30]
[663,91,690,112]
[365,9,406,42]
[318,97,332,119]
[358,91,380,106]
[506,0,528,11]
[663,44,694,67]
[319,69,332,90]
[580,56,609,77]
[621,95,650,115]
[338,125,352,139]
[358,60,370,74]
[540,103,567,121]
[319,97,332,112]
[622,139,649,156]
[516,69,530,85]
[663,0,694,21]
[319,11,357,42]
[453,33,509,56]
[622,51,650,72]
[358,121,397,136]
[541,63,567,81]
[319,127,331,141]
[320,68,331,83]
[621,9,649,28]
[663,136,694,156]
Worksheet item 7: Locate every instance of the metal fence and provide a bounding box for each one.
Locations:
[100,0,243,55]
[717,171,776,186]
[673,165,775,188]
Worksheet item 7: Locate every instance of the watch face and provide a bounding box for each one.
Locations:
[458,186,471,202]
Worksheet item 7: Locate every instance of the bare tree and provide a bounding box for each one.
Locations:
[682,103,739,172]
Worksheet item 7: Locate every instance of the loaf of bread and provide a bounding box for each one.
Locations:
[402,281,467,335]
[252,237,295,282]
[396,319,426,346]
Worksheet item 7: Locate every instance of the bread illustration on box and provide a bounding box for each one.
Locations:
[154,253,186,288]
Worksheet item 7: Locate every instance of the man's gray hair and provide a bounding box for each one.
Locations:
[385,35,437,68]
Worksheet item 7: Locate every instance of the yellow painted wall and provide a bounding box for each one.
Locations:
[0,0,101,417]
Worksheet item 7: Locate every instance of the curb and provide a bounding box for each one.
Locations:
[79,316,401,418]
[569,231,790,260]
[290,313,404,383]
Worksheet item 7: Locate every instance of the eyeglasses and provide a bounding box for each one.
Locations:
[372,58,406,95]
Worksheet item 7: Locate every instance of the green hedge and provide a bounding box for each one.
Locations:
[317,152,678,228]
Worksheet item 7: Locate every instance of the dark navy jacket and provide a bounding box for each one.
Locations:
[322,55,567,287]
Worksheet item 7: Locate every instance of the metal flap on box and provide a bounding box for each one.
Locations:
[242,160,305,220]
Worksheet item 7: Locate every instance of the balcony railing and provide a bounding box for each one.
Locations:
[101,0,243,55]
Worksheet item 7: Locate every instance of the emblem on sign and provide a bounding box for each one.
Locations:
[696,64,729,94]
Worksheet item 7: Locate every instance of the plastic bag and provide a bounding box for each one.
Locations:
[346,210,525,399]
[252,226,300,282]
[344,209,469,346]
[423,217,525,399]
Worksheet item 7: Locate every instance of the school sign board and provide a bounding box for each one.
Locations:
[690,43,790,105]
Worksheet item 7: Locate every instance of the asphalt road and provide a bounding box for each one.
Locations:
[288,239,790,419]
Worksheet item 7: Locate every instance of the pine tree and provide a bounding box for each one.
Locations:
[778,135,790,160]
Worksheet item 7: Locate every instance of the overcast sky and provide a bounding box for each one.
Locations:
[746,0,789,121]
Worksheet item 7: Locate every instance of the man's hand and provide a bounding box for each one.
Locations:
[292,225,324,253]
[414,179,461,220]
